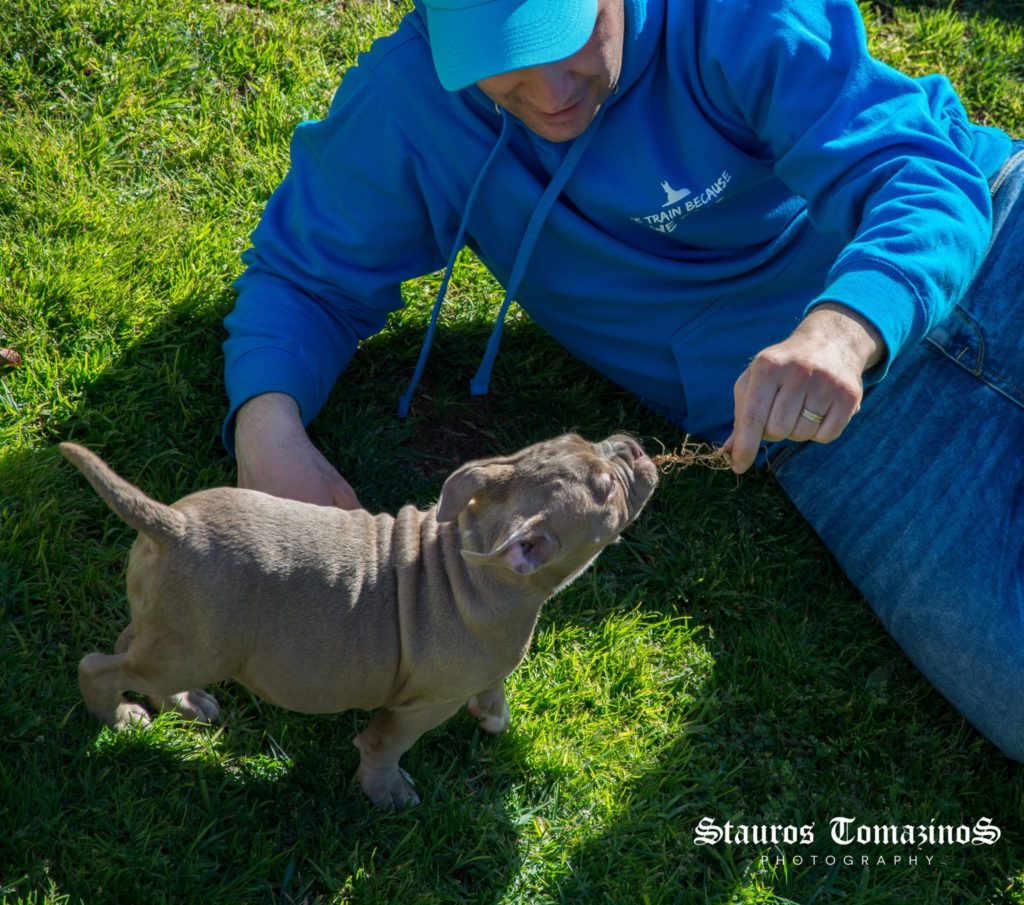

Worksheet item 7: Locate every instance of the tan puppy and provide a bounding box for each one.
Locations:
[61,433,658,806]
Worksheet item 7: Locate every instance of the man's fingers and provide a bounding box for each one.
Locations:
[788,397,830,442]
[729,367,776,473]
[764,388,816,442]
[815,396,860,443]
[725,305,879,475]
[728,352,866,474]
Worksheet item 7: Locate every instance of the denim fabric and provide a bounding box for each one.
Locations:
[768,140,1024,759]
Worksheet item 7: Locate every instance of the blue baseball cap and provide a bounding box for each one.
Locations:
[423,0,599,92]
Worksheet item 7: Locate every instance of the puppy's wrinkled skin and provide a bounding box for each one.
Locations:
[62,433,658,807]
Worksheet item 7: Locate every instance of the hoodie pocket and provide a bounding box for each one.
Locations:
[670,291,807,443]
[670,297,745,443]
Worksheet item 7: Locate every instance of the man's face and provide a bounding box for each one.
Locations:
[475,0,625,143]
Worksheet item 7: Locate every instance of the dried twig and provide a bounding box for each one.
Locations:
[651,435,733,472]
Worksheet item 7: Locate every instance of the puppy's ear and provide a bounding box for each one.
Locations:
[436,461,513,522]
[461,517,557,575]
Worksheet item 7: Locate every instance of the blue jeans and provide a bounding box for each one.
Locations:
[768,141,1024,760]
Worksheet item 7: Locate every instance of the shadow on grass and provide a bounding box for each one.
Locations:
[36,707,529,904]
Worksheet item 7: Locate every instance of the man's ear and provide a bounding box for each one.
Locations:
[461,517,557,575]
[436,461,514,522]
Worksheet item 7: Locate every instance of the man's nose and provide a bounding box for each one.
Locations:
[525,64,576,113]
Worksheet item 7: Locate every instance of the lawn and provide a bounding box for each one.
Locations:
[1,0,1023,902]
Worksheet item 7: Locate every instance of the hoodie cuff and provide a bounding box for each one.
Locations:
[222,347,318,457]
[808,262,925,385]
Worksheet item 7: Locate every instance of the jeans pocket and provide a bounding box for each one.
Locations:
[765,439,800,476]
[669,290,811,444]
[989,146,1024,198]
[923,143,1024,408]
[924,305,985,377]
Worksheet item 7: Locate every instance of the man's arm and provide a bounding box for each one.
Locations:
[723,303,885,473]
[234,392,363,509]
[697,0,996,374]
[694,0,1002,470]
[222,17,456,500]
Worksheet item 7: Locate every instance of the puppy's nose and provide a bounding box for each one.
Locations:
[608,435,645,462]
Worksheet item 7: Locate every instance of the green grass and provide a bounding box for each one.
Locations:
[2,1,1023,902]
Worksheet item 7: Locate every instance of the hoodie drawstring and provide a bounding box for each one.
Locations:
[397,112,512,417]
[398,105,606,416]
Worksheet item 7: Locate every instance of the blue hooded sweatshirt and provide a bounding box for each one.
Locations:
[223,0,1013,452]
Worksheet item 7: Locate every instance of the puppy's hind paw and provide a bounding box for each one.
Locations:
[112,701,152,731]
[355,765,421,809]
[468,694,510,735]
[154,689,221,724]
[186,689,221,724]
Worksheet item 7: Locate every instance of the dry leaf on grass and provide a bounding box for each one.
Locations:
[1,349,22,368]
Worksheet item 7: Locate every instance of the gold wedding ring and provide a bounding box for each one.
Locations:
[799,407,826,425]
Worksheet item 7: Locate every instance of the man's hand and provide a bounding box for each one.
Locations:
[234,392,363,509]
[723,303,886,474]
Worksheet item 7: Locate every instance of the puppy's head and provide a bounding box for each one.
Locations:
[436,433,658,589]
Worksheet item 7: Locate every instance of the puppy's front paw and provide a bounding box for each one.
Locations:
[355,764,420,809]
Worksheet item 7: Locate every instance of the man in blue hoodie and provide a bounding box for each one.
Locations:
[223,0,1024,759]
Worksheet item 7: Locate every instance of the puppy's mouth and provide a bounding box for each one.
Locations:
[600,434,659,518]
[602,434,652,469]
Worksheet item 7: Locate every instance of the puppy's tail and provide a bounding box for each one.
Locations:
[60,442,187,544]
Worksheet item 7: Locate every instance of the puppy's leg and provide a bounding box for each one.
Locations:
[467,684,510,735]
[353,701,462,808]
[82,627,220,730]
[77,623,154,729]
[116,620,220,723]
[79,651,152,730]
